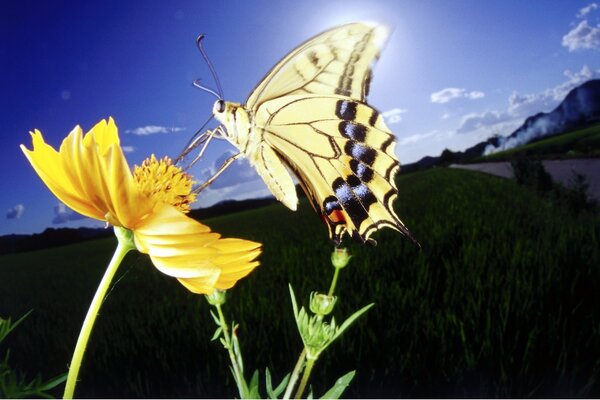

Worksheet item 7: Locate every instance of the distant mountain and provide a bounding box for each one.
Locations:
[403,79,600,173]
[0,227,113,255]
[0,197,278,255]
[485,79,600,154]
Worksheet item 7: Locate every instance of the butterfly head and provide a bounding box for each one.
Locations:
[212,99,242,127]
[212,100,250,149]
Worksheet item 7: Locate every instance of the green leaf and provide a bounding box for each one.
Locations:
[288,284,299,319]
[265,367,274,398]
[210,326,223,341]
[0,310,33,343]
[36,372,67,392]
[209,310,220,326]
[320,371,355,399]
[248,369,260,399]
[331,303,374,343]
[265,368,290,399]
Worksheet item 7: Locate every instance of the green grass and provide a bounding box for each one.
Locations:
[0,168,599,397]
[476,123,600,162]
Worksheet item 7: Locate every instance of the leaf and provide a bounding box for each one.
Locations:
[266,368,290,399]
[320,371,355,399]
[265,367,274,398]
[209,310,220,326]
[288,284,299,319]
[210,327,223,341]
[331,303,374,343]
[248,369,260,399]
[36,372,67,392]
[0,310,33,343]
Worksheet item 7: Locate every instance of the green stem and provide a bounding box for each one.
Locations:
[294,358,316,399]
[215,303,248,398]
[327,266,341,297]
[63,239,132,399]
[282,348,306,400]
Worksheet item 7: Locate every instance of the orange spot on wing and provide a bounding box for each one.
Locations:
[328,209,346,224]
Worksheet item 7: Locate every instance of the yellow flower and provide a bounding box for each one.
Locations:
[21,118,261,294]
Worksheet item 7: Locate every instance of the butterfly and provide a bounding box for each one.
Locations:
[190,22,418,246]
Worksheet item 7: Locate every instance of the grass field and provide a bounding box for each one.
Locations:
[1,168,599,398]
[477,123,600,162]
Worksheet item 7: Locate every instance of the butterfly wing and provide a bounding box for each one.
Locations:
[254,95,416,245]
[246,22,389,109]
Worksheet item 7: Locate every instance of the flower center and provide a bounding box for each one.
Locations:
[133,155,196,213]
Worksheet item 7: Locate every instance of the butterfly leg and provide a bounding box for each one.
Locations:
[193,152,242,194]
[187,128,219,168]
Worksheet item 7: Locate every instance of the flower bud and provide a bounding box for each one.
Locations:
[205,289,227,306]
[310,292,337,316]
[331,247,351,269]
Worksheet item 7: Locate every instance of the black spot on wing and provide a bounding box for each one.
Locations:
[368,109,379,127]
[347,174,377,208]
[307,51,319,66]
[324,195,342,213]
[339,121,367,142]
[382,136,394,153]
[383,189,396,208]
[363,69,373,99]
[335,100,357,121]
[350,159,374,182]
[332,177,370,231]
[344,141,376,166]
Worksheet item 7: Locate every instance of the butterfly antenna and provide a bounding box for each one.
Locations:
[196,34,224,99]
[193,79,221,100]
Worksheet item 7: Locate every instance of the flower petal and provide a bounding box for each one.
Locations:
[134,203,262,294]
[20,118,149,227]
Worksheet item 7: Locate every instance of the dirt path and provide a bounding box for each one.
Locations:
[449,159,600,203]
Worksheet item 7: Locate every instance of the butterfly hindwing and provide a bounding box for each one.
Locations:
[256,95,412,244]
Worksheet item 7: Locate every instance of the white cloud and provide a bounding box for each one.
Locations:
[121,145,135,153]
[431,87,485,103]
[6,204,24,219]
[52,203,88,224]
[509,65,600,116]
[126,125,186,135]
[562,20,600,51]
[382,108,407,124]
[398,130,439,145]
[577,3,598,18]
[466,91,485,100]
[456,111,512,134]
[457,65,600,135]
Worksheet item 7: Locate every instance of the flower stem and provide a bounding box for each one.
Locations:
[215,303,248,398]
[63,238,133,399]
[294,358,316,399]
[283,348,306,399]
[327,266,341,297]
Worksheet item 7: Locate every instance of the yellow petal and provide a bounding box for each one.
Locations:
[134,204,221,278]
[134,203,262,293]
[21,119,149,227]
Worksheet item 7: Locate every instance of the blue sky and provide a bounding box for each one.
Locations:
[2,0,599,235]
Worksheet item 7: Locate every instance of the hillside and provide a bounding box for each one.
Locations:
[1,168,598,398]
[478,122,600,162]
[403,79,600,172]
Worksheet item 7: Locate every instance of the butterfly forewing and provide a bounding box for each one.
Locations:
[246,23,389,109]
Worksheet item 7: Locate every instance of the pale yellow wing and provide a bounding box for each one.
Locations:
[246,22,389,109]
[254,94,417,245]
[248,142,298,211]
